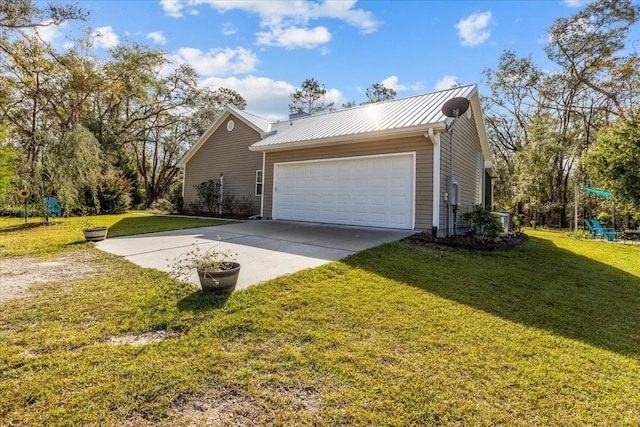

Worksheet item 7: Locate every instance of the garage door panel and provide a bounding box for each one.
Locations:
[274,154,414,229]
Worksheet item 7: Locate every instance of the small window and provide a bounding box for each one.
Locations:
[255,170,263,196]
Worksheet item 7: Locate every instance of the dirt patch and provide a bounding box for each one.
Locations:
[109,330,184,346]
[0,252,97,302]
[169,385,322,426]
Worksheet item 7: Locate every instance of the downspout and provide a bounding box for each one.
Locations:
[427,128,441,238]
[260,152,266,218]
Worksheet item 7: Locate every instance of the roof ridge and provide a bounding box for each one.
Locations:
[286,84,477,122]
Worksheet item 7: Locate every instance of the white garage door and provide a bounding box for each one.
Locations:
[273,153,414,229]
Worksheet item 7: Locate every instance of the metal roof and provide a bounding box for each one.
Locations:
[250,84,478,150]
[230,107,273,133]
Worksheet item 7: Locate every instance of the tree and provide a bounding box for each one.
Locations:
[482,0,640,225]
[0,123,17,203]
[288,78,334,114]
[0,0,87,31]
[482,51,542,210]
[40,124,103,214]
[187,86,246,138]
[583,110,640,207]
[362,83,396,104]
[545,0,640,117]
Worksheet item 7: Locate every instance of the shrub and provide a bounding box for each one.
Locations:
[221,194,236,216]
[168,182,183,213]
[149,199,173,213]
[236,195,256,218]
[461,205,504,243]
[194,179,221,214]
[596,211,612,225]
[97,169,132,214]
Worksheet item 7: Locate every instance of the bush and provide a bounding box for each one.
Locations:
[168,182,183,213]
[461,205,504,243]
[149,199,173,213]
[97,169,132,214]
[596,211,612,225]
[194,179,221,214]
[221,194,236,216]
[236,195,256,218]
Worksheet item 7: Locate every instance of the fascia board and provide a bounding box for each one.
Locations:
[249,123,448,152]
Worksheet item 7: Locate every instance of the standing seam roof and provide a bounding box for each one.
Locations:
[251,84,477,148]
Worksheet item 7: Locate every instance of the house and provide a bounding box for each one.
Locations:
[177,84,496,236]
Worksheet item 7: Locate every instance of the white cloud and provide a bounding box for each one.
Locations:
[564,0,591,7]
[201,75,295,121]
[160,0,183,17]
[455,11,492,47]
[173,47,259,76]
[222,22,237,36]
[435,76,459,91]
[381,76,407,91]
[325,88,347,108]
[176,0,380,49]
[147,31,167,45]
[256,25,331,49]
[91,26,119,49]
[201,75,345,121]
[380,75,425,93]
[34,20,67,44]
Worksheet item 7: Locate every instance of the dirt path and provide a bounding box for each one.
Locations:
[0,252,97,302]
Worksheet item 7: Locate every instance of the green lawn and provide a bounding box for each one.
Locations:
[0,219,638,426]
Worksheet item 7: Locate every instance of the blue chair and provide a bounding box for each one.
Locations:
[43,197,63,218]
[585,219,616,241]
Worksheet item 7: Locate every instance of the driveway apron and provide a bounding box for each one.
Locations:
[96,220,414,290]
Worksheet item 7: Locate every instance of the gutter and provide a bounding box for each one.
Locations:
[249,123,448,152]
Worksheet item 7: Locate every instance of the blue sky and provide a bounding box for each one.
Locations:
[41,0,639,121]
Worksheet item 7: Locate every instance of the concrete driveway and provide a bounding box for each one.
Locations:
[97,220,414,290]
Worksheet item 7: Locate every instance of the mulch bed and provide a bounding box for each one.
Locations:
[404,232,528,251]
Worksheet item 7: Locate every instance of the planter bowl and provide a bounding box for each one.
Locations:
[83,226,108,242]
[197,262,240,292]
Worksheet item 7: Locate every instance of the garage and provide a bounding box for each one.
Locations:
[273,153,415,229]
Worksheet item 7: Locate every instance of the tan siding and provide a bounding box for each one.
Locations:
[439,114,484,232]
[183,116,263,214]
[263,135,434,230]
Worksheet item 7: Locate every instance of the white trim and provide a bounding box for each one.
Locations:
[177,106,270,168]
[181,165,186,197]
[260,152,265,218]
[255,169,263,196]
[427,129,441,231]
[273,152,416,230]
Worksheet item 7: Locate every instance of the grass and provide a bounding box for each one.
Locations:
[0,223,639,426]
[0,212,231,257]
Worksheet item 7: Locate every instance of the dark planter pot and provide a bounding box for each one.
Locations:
[83,226,108,242]
[197,262,241,292]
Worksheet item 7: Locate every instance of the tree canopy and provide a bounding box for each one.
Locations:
[362,83,396,104]
[584,111,640,207]
[483,0,640,225]
[288,78,334,114]
[0,8,246,213]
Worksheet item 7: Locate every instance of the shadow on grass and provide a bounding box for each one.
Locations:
[344,235,640,359]
[177,290,231,313]
[108,216,229,238]
[0,221,61,234]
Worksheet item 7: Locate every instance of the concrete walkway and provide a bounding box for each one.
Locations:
[97,220,414,290]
